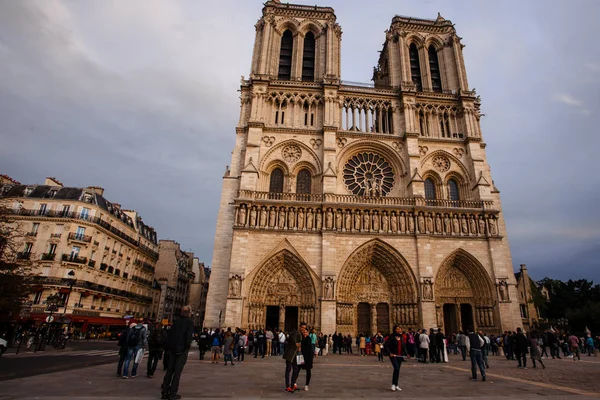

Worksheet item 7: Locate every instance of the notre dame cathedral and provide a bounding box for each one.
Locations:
[204,0,522,335]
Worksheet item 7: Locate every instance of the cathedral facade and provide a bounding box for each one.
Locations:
[204,0,522,335]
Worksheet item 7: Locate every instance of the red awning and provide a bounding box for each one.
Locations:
[27,313,127,326]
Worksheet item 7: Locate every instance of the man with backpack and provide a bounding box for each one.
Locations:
[197,328,210,360]
[210,328,222,364]
[122,319,148,379]
[147,322,167,378]
[116,324,130,377]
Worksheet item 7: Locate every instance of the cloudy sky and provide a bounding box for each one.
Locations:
[1,0,598,282]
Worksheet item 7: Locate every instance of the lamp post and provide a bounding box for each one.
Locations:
[63,270,76,335]
[37,293,61,352]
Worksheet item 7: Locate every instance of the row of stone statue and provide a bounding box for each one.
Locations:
[393,304,419,325]
[475,307,495,327]
[236,204,500,236]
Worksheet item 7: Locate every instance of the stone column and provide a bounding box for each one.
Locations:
[279,305,285,332]
[371,304,377,335]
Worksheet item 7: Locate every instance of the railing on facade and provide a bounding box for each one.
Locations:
[67,232,92,243]
[8,208,158,259]
[141,262,155,273]
[41,253,56,261]
[27,276,153,304]
[341,80,375,88]
[61,253,87,265]
[237,190,493,210]
[16,252,31,260]
[87,260,96,268]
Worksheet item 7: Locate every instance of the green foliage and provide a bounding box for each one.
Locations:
[538,277,600,334]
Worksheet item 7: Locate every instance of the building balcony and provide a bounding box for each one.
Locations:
[41,253,56,261]
[87,260,96,268]
[61,254,87,265]
[142,262,155,273]
[25,231,38,237]
[50,233,62,239]
[17,252,31,260]
[68,232,92,243]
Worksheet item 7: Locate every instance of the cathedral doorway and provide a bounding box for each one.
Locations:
[285,307,299,332]
[376,303,390,333]
[443,304,458,334]
[435,249,497,334]
[247,249,318,330]
[357,303,371,334]
[266,306,279,330]
[460,304,474,332]
[336,239,418,335]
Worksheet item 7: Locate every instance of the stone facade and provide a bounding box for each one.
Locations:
[515,264,547,332]
[204,1,522,335]
[188,257,209,327]
[0,176,159,326]
[154,240,195,323]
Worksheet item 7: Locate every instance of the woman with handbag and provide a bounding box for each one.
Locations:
[223,331,235,366]
[299,326,314,391]
[384,326,405,392]
[283,322,305,393]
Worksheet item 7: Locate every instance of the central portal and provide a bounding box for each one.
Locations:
[357,302,371,334]
[284,306,298,332]
[443,304,458,334]
[266,306,279,330]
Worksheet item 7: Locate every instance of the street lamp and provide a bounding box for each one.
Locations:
[63,270,76,315]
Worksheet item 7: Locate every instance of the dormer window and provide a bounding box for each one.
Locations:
[24,187,33,196]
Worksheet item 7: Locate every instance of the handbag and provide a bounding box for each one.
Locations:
[134,348,144,364]
[296,354,305,365]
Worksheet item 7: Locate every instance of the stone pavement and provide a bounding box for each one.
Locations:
[1,351,599,399]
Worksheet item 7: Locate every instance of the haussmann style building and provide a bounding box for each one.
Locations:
[204,0,522,335]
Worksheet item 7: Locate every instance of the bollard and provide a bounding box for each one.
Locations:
[498,347,504,356]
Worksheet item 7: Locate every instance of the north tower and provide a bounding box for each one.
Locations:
[204,1,522,335]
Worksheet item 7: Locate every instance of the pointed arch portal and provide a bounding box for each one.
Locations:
[336,239,418,335]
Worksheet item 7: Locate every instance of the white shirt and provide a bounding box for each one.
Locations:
[419,333,430,349]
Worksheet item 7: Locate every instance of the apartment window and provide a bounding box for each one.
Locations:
[71,246,80,257]
[38,204,47,216]
[48,243,57,255]
[33,291,43,304]
[61,205,70,217]
[80,207,91,221]
[24,243,33,254]
[76,226,85,240]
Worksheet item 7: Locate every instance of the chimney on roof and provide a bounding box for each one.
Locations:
[86,186,105,196]
[44,177,64,187]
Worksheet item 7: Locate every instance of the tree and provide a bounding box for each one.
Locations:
[0,202,35,320]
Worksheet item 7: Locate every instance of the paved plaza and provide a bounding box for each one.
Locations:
[2,350,600,399]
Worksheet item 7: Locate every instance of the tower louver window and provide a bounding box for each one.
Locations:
[302,32,316,81]
[409,43,422,92]
[278,30,293,80]
[428,45,442,92]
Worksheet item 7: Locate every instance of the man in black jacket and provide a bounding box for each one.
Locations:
[116,325,130,377]
[197,328,209,360]
[161,306,194,400]
[467,327,486,381]
[147,322,167,378]
[254,329,266,358]
[514,327,529,369]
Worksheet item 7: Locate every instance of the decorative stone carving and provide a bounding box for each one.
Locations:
[309,138,322,149]
[382,212,389,232]
[278,208,286,229]
[422,279,434,301]
[436,306,443,327]
[315,209,322,230]
[306,208,314,230]
[344,210,352,230]
[435,214,443,233]
[259,207,267,227]
[469,215,477,235]
[287,207,296,229]
[325,208,333,230]
[323,277,335,300]
[262,136,276,147]
[453,147,465,158]
[419,146,428,156]
[354,211,361,230]
[426,213,434,233]
[250,206,257,227]
[229,275,242,298]
[488,217,498,236]
[497,279,509,301]
[372,211,380,231]
[417,213,425,233]
[444,214,451,233]
[269,207,276,227]
[432,155,451,172]
[392,141,403,152]
[297,208,305,230]
[343,152,394,197]
[238,206,247,226]
[478,216,486,235]
[282,145,302,163]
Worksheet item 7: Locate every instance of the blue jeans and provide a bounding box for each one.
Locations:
[470,349,486,379]
[122,346,141,377]
[389,356,402,386]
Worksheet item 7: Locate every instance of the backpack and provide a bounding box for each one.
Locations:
[128,327,143,347]
[152,329,165,347]
[212,336,220,346]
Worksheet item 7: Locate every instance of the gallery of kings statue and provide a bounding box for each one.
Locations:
[204,0,523,336]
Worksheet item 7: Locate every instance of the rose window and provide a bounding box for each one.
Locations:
[343,152,394,197]
[432,155,450,172]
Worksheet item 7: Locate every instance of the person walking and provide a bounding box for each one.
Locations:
[116,324,130,377]
[161,306,194,400]
[223,331,235,366]
[197,328,210,360]
[237,330,247,362]
[283,322,305,393]
[210,328,222,364]
[299,325,314,391]
[418,329,430,363]
[122,319,147,379]
[467,327,486,381]
[529,331,545,369]
[265,328,273,357]
[568,332,581,361]
[514,328,529,369]
[147,323,167,378]
[384,326,405,392]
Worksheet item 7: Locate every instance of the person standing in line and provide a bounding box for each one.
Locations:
[337,333,344,354]
[161,306,194,400]
[374,332,385,362]
[568,332,581,361]
[418,329,429,363]
[223,331,235,366]
[529,331,545,369]
[479,330,490,369]
[265,328,273,357]
[210,328,222,364]
[278,329,286,356]
[359,333,366,356]
[122,319,147,379]
[299,325,314,391]
[116,324,130,377]
[309,328,317,356]
[317,332,326,357]
[197,328,210,360]
[255,328,265,358]
[346,334,353,354]
[247,330,254,355]
[237,330,247,362]
[283,322,305,393]
[436,329,445,362]
[147,322,167,378]
[514,328,529,369]
[467,327,486,382]
[457,331,467,361]
[384,325,405,392]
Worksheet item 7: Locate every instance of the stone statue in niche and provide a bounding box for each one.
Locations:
[489,217,498,236]
[363,211,370,231]
[323,277,334,300]
[436,306,443,326]
[336,210,342,230]
[288,207,295,229]
[297,209,305,230]
[452,215,460,234]
[435,214,442,233]
[354,212,361,230]
[372,211,379,231]
[461,215,468,234]
[269,207,276,227]
[408,212,415,233]
[278,208,286,229]
[478,216,486,235]
[259,207,267,227]
[325,209,333,230]
[426,214,433,233]
[238,206,247,226]
[345,211,352,230]
[316,209,322,230]
[307,209,314,230]
[417,213,425,233]
[391,213,398,232]
[250,207,257,227]
[229,275,242,297]
[422,279,433,300]
[469,215,477,235]
[498,280,509,301]
[382,212,389,232]
[444,214,451,234]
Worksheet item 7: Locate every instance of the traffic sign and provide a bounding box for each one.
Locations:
[46,316,54,323]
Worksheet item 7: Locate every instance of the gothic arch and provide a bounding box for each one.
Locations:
[421,149,472,182]
[260,139,322,192]
[274,18,301,36]
[434,248,495,307]
[424,35,445,51]
[405,33,425,48]
[299,19,325,37]
[337,239,418,304]
[246,248,318,308]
